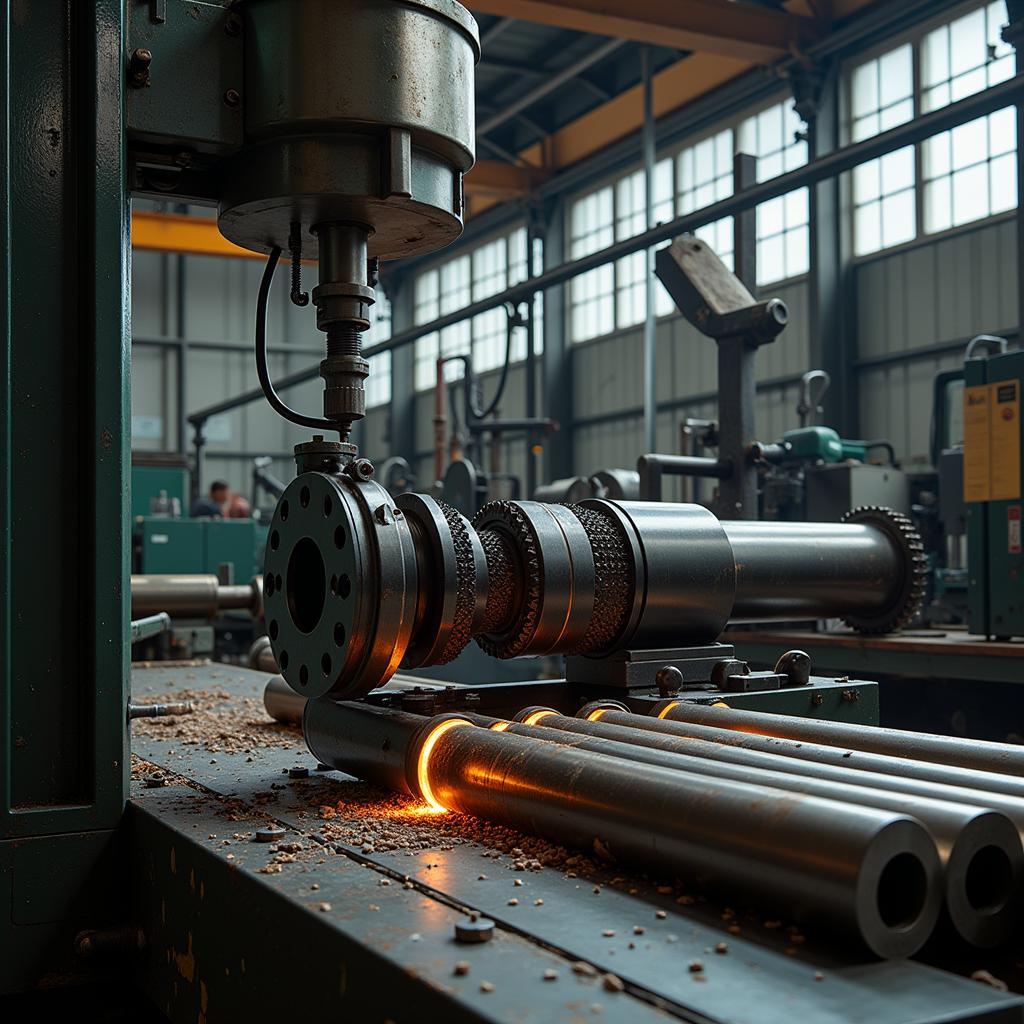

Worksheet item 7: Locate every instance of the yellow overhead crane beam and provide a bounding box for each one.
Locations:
[131,161,547,257]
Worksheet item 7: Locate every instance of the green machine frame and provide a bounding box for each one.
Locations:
[965,348,1024,639]
[0,1,130,990]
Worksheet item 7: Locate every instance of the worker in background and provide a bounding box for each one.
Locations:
[227,493,251,518]
[190,480,229,518]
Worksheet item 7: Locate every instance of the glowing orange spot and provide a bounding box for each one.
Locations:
[711,701,731,708]
[490,721,511,732]
[417,719,471,812]
[523,709,557,726]
[586,707,608,721]
[656,701,681,720]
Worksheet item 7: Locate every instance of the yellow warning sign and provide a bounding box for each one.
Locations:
[990,378,1021,501]
[964,379,1022,502]
[963,384,991,502]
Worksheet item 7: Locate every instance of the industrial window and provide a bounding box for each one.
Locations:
[846,2,1015,255]
[364,291,392,409]
[412,226,544,390]
[676,128,735,271]
[613,164,675,329]
[850,45,916,255]
[921,2,1015,233]
[738,100,810,285]
[569,186,615,342]
[568,162,674,343]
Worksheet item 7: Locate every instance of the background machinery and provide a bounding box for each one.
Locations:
[5,2,1024,1022]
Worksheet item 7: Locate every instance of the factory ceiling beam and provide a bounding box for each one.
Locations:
[466,0,822,63]
[478,37,628,135]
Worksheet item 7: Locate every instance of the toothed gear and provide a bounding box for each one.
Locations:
[472,500,543,659]
[566,503,633,653]
[841,505,927,634]
[435,500,477,664]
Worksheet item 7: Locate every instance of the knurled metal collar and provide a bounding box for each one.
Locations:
[841,505,927,634]
[397,494,485,666]
[472,500,544,659]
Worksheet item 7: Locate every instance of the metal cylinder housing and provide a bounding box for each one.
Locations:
[218,0,480,259]
[269,477,925,698]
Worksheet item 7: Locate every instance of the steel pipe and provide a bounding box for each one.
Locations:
[263,675,306,726]
[480,711,1020,948]
[722,520,903,621]
[130,573,262,619]
[303,700,942,958]
[652,700,1024,777]
[581,708,1024,803]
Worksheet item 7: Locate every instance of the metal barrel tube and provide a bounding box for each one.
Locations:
[303,701,943,958]
[652,700,1024,777]
[534,710,1024,842]
[475,712,1020,948]
[130,574,262,619]
[129,612,171,643]
[722,519,902,620]
[263,676,306,725]
[584,708,1024,803]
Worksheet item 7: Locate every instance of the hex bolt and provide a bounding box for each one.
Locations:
[454,915,495,944]
[655,665,684,698]
[255,825,286,843]
[288,766,310,779]
[128,48,153,88]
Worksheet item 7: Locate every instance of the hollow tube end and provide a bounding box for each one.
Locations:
[512,706,560,725]
[856,817,943,960]
[576,700,630,721]
[942,812,1024,949]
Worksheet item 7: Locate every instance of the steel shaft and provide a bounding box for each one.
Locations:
[302,700,942,958]
[130,574,262,619]
[485,711,1021,948]
[653,700,1024,777]
[586,709,1024,803]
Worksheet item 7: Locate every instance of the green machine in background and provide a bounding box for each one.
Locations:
[964,346,1023,639]
[130,458,189,519]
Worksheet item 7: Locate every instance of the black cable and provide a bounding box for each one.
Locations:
[472,302,519,421]
[255,247,338,434]
[863,439,897,466]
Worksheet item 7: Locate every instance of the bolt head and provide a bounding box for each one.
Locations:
[455,916,495,943]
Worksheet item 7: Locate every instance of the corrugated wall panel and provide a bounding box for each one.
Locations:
[855,217,1018,465]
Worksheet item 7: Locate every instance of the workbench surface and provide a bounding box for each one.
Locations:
[127,661,1024,1024]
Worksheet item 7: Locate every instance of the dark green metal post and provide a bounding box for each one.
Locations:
[0,0,130,992]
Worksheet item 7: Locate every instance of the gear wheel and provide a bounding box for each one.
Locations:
[435,500,478,664]
[841,505,927,634]
[472,500,543,659]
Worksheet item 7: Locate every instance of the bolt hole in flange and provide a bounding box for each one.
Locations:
[334,622,346,646]
[280,499,289,522]
[966,845,1013,913]
[321,653,332,676]
[265,572,275,596]
[299,664,309,686]
[270,530,280,551]
[877,852,927,929]
[323,494,333,517]
[334,525,346,549]
[287,536,327,634]
[280,650,289,670]
[269,619,278,640]
[300,485,311,508]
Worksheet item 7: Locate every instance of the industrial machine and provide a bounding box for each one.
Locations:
[928,336,1023,638]
[6,2,1024,1021]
